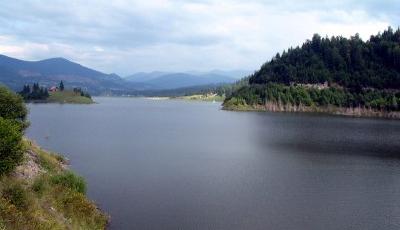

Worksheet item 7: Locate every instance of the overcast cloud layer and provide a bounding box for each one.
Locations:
[0,0,399,75]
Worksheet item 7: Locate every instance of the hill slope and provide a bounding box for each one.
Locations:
[125,71,169,82]
[0,139,108,229]
[144,73,235,89]
[249,27,400,89]
[224,27,400,118]
[0,55,129,94]
[125,71,237,89]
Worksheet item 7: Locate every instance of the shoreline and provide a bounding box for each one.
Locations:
[172,94,225,102]
[25,100,95,104]
[222,102,400,120]
[0,138,108,229]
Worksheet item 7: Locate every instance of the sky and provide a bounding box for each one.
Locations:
[0,0,399,76]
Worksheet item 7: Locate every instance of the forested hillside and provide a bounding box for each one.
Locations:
[224,27,400,117]
[250,27,400,89]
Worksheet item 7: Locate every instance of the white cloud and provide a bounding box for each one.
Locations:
[0,0,397,75]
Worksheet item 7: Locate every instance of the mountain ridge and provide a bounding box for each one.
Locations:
[124,70,249,89]
[0,54,130,94]
[0,54,251,94]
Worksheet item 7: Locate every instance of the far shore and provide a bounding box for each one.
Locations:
[223,102,400,120]
[25,91,94,104]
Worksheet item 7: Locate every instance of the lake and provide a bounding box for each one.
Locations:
[26,97,400,230]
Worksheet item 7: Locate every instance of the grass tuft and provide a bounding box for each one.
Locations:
[47,91,94,104]
[51,172,86,194]
[0,139,108,229]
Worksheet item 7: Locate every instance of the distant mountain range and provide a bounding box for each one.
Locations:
[0,54,130,94]
[124,71,247,89]
[0,54,250,94]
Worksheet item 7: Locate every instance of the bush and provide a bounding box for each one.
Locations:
[51,172,86,194]
[0,86,27,127]
[2,183,29,209]
[57,190,107,229]
[32,177,46,195]
[0,118,24,175]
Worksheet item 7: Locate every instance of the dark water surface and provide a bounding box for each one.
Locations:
[26,97,400,230]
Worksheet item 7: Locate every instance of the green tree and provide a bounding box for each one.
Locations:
[228,27,400,112]
[0,117,24,175]
[0,86,28,175]
[19,83,49,101]
[391,95,398,110]
[59,81,65,91]
[0,86,28,127]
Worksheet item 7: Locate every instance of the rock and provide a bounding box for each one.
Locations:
[12,150,44,180]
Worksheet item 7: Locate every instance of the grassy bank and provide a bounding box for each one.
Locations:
[0,139,108,229]
[175,94,225,102]
[223,99,400,119]
[47,91,94,104]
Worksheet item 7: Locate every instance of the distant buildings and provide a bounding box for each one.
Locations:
[49,86,58,92]
[291,81,329,90]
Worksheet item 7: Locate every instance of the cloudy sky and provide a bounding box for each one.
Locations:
[0,0,398,76]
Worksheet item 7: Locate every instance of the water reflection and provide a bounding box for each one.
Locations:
[26,98,400,230]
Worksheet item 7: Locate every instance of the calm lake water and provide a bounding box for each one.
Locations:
[27,97,400,230]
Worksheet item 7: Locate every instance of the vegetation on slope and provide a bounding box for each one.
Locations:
[0,140,108,229]
[175,94,225,102]
[0,85,107,229]
[224,27,400,117]
[47,90,93,104]
[250,27,400,89]
[19,81,93,104]
[0,85,28,175]
[19,83,49,101]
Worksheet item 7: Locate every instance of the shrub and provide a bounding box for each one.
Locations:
[38,152,59,172]
[0,86,28,127]
[32,177,46,195]
[0,118,24,175]
[57,190,107,229]
[51,172,86,194]
[2,184,29,209]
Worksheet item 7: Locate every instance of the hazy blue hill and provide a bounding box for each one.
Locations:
[0,54,245,94]
[125,71,170,82]
[0,65,22,90]
[205,70,252,79]
[125,71,237,89]
[0,54,131,94]
[30,57,106,77]
[144,73,235,89]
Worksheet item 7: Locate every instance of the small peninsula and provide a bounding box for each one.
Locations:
[19,81,94,104]
[46,90,94,104]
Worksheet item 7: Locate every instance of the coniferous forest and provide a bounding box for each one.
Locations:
[19,83,49,101]
[224,27,400,114]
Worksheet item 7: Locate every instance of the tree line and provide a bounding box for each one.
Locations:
[18,81,92,100]
[73,87,92,99]
[249,27,400,90]
[19,83,49,100]
[225,27,400,111]
[226,83,399,111]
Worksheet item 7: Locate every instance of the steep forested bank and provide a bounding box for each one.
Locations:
[224,27,400,118]
[0,85,107,229]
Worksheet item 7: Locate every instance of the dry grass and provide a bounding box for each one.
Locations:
[0,139,108,230]
[48,91,94,104]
